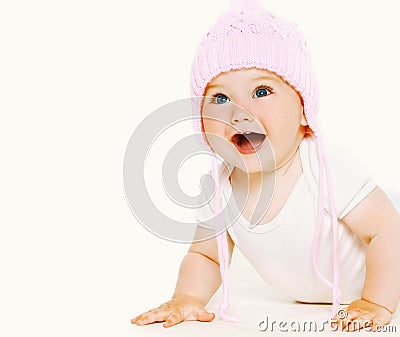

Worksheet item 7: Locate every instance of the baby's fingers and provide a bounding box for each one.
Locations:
[195,309,215,322]
[131,308,170,326]
[370,318,386,332]
[343,314,373,331]
[339,310,390,332]
[339,309,372,331]
[339,299,393,332]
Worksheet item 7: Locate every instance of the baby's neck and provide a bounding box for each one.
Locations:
[229,149,303,225]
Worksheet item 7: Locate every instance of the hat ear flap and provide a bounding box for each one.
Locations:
[301,114,308,127]
[300,105,308,127]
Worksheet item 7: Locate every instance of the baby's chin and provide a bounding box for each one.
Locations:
[224,154,277,174]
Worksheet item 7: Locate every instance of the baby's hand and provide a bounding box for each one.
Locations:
[334,299,392,332]
[131,295,215,328]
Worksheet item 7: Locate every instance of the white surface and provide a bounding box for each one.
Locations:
[1,0,400,336]
[130,249,400,336]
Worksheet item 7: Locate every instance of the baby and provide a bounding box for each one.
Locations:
[131,0,400,331]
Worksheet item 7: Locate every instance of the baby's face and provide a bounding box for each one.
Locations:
[201,68,307,173]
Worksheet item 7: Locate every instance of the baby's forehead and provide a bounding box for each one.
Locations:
[205,67,284,91]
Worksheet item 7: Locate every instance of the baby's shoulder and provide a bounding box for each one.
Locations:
[301,135,370,177]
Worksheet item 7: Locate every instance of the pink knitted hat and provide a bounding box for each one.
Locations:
[191,0,319,136]
[190,0,340,322]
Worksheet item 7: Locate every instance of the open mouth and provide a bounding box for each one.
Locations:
[231,132,266,154]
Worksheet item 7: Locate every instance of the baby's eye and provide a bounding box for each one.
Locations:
[213,94,230,104]
[254,87,272,98]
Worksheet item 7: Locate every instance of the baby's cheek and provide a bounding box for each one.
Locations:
[201,120,214,135]
[202,119,224,135]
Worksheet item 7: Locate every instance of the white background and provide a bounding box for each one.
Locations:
[1,0,399,336]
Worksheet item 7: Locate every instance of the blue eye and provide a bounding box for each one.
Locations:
[255,87,272,98]
[214,94,229,104]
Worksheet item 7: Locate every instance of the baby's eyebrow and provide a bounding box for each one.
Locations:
[204,75,278,95]
[204,84,225,96]
[252,75,278,83]
[206,84,224,90]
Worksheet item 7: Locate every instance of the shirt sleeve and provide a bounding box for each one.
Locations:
[303,137,378,219]
[325,142,378,219]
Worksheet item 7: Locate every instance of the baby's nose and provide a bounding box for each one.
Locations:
[230,106,254,125]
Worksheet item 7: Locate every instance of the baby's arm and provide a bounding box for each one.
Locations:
[339,186,400,331]
[131,226,235,328]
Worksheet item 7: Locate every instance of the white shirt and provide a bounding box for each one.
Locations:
[194,135,379,304]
